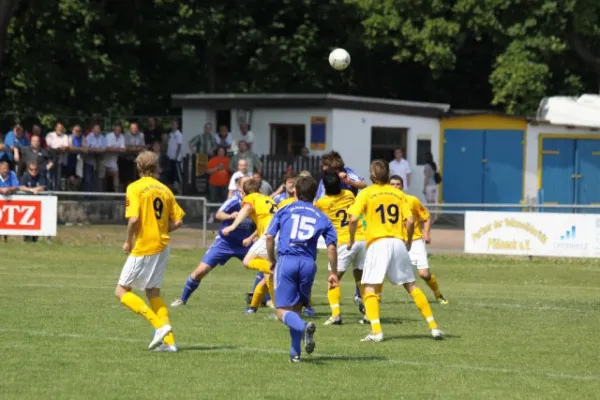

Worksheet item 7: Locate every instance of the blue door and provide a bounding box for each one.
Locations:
[483,130,524,206]
[540,139,575,206]
[442,129,484,204]
[576,140,600,209]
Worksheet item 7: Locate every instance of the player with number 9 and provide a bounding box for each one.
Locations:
[222,177,279,313]
[116,151,185,352]
[347,160,444,342]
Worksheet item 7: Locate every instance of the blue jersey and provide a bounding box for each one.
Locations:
[218,194,256,247]
[266,200,337,260]
[315,166,363,200]
[273,192,289,205]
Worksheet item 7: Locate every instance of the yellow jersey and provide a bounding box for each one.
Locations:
[348,184,412,246]
[125,176,185,256]
[278,197,296,209]
[315,189,366,245]
[404,194,430,240]
[243,192,278,237]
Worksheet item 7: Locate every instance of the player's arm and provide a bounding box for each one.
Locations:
[265,213,281,271]
[417,199,432,243]
[168,197,186,233]
[347,191,366,249]
[169,220,183,232]
[402,198,415,251]
[323,222,339,288]
[222,203,252,235]
[242,230,258,247]
[271,185,284,198]
[215,198,239,221]
[124,216,139,253]
[343,170,367,190]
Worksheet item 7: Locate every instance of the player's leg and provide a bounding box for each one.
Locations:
[360,240,390,342]
[147,287,177,352]
[411,239,447,304]
[244,237,275,310]
[325,245,348,325]
[246,272,264,304]
[246,274,268,313]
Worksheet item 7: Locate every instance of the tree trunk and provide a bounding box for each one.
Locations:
[0,0,20,68]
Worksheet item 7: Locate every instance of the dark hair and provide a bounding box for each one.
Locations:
[282,171,298,184]
[424,152,437,171]
[322,171,342,196]
[242,178,260,195]
[295,176,318,202]
[321,151,345,170]
[215,146,227,156]
[389,175,404,188]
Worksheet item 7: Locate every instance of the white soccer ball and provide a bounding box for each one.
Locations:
[329,48,351,71]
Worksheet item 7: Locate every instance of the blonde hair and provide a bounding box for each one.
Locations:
[135,151,159,177]
[370,160,390,184]
[299,170,312,178]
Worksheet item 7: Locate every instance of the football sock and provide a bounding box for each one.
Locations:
[354,284,361,299]
[327,286,341,317]
[283,310,307,332]
[425,274,442,298]
[120,292,163,329]
[364,292,382,335]
[180,276,200,303]
[250,280,268,308]
[149,296,175,346]
[375,283,383,302]
[252,272,264,291]
[265,274,275,305]
[249,258,271,274]
[410,287,438,329]
[289,328,303,357]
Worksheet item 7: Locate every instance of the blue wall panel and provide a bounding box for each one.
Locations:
[540,139,575,205]
[442,129,484,204]
[576,140,600,208]
[483,130,523,204]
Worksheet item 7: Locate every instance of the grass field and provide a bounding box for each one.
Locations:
[2,227,600,399]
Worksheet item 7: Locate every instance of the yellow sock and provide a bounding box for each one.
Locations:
[250,280,268,308]
[265,274,275,305]
[425,274,442,298]
[120,292,163,329]
[327,286,341,317]
[249,258,271,274]
[149,297,175,346]
[375,283,383,303]
[364,292,382,335]
[410,287,438,329]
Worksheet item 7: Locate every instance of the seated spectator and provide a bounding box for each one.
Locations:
[19,162,47,194]
[26,124,46,148]
[83,124,106,192]
[253,171,273,195]
[215,124,232,150]
[229,140,262,174]
[0,161,19,195]
[206,146,231,222]
[152,140,171,185]
[1,124,29,170]
[18,135,53,179]
[104,123,126,192]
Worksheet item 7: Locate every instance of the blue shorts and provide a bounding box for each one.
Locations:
[202,236,249,267]
[274,255,317,308]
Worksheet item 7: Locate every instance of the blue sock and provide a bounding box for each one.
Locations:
[289,327,303,357]
[283,311,307,333]
[355,284,361,298]
[181,276,200,303]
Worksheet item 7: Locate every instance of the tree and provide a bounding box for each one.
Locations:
[0,0,19,68]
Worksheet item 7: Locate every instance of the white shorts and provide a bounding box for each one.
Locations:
[408,238,429,269]
[249,234,278,258]
[362,238,414,285]
[118,246,170,290]
[329,241,367,272]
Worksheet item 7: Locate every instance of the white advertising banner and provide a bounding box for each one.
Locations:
[0,195,58,236]
[464,211,600,258]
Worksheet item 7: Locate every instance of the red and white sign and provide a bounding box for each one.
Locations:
[0,195,57,236]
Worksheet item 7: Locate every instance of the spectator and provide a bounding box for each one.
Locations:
[152,140,171,185]
[0,161,19,195]
[423,151,441,221]
[122,122,145,185]
[104,123,126,192]
[189,122,217,155]
[229,140,262,174]
[239,123,255,149]
[227,159,251,198]
[18,135,53,179]
[389,147,412,190]
[83,124,106,192]
[144,117,162,147]
[215,124,232,150]
[46,122,70,169]
[1,124,29,169]
[64,125,84,190]
[19,162,47,242]
[206,146,230,222]
[292,146,311,172]
[167,119,183,192]
[253,171,273,195]
[26,125,46,148]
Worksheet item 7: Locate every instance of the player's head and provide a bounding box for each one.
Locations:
[321,151,345,173]
[323,171,342,196]
[282,172,298,194]
[295,176,318,202]
[299,170,312,178]
[370,159,390,184]
[389,175,404,190]
[242,177,260,196]
[135,151,159,177]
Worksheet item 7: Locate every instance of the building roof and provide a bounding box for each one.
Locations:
[171,93,451,118]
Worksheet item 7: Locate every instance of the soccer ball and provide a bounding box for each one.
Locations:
[329,48,351,71]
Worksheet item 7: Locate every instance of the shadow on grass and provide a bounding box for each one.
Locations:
[179,345,238,352]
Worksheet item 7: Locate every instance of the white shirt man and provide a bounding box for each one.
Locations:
[239,123,255,149]
[46,126,71,165]
[389,148,412,189]
[104,131,126,171]
[167,129,184,162]
[227,159,252,198]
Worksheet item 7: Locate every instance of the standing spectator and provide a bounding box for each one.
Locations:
[253,171,273,195]
[2,124,29,169]
[206,146,230,222]
[227,159,251,198]
[46,123,70,169]
[228,140,262,174]
[152,140,171,185]
[122,122,145,186]
[104,123,126,192]
[19,162,47,242]
[18,135,53,180]
[65,125,84,190]
[83,124,106,192]
[145,117,162,147]
[423,151,441,221]
[167,119,183,192]
[215,125,232,150]
[239,123,255,149]
[189,122,217,155]
[26,125,46,148]
[389,147,412,190]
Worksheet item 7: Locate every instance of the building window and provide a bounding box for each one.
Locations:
[270,124,306,156]
[416,139,432,165]
[370,127,407,161]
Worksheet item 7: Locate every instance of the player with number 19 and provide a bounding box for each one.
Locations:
[265,176,339,362]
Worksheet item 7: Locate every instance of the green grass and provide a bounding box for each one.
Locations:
[2,230,600,400]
